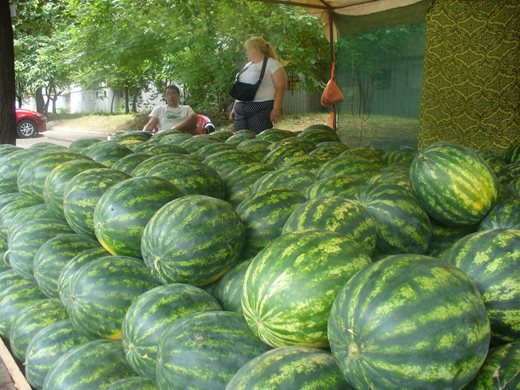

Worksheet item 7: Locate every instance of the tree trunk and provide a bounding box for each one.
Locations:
[0,1,17,145]
[110,90,116,114]
[35,87,45,114]
[131,89,138,113]
[124,86,129,114]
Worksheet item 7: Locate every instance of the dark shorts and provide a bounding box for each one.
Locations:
[234,100,274,133]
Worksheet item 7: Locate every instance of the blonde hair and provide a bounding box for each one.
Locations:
[244,37,279,61]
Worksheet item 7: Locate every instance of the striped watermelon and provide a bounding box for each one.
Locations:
[340,147,385,162]
[242,230,371,348]
[69,138,101,152]
[7,218,72,280]
[479,198,520,230]
[207,129,234,141]
[62,255,159,340]
[145,143,189,155]
[355,184,432,255]
[83,140,134,167]
[441,229,520,343]
[122,283,221,379]
[179,134,218,152]
[504,142,520,164]
[297,126,339,143]
[131,153,200,176]
[224,130,256,146]
[427,220,476,257]
[43,340,135,390]
[8,298,68,361]
[367,165,412,192]
[309,141,349,160]
[130,139,162,153]
[268,136,316,153]
[106,377,156,390]
[0,270,46,336]
[93,177,183,257]
[33,233,100,298]
[317,153,383,181]
[236,188,307,258]
[410,142,499,226]
[261,143,308,167]
[383,149,415,165]
[141,195,244,286]
[225,162,273,206]
[282,196,377,254]
[43,159,105,220]
[194,142,235,158]
[328,254,490,389]
[280,154,329,174]
[111,152,151,175]
[156,311,270,390]
[0,195,42,248]
[305,175,367,200]
[256,128,294,142]
[0,252,9,273]
[251,166,316,194]
[202,149,254,179]
[226,346,351,390]
[63,168,130,237]
[0,193,24,213]
[145,159,226,199]
[0,148,33,194]
[112,130,152,143]
[214,260,251,314]
[25,319,92,389]
[466,341,520,389]
[236,139,271,162]
[17,150,88,200]
[156,131,192,145]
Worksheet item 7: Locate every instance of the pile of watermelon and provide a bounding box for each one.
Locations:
[0,124,518,390]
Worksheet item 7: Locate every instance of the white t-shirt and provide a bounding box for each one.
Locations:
[149,105,194,131]
[237,57,282,102]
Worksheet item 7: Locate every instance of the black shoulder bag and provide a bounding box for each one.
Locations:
[229,57,268,101]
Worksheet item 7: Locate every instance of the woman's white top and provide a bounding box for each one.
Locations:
[149,104,194,131]
[237,57,282,102]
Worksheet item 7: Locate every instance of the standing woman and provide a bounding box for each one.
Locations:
[230,37,287,133]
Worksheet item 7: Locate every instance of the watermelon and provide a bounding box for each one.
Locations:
[226,346,351,390]
[69,138,101,152]
[17,150,88,200]
[479,198,520,230]
[131,153,200,176]
[202,149,254,179]
[141,195,244,286]
[256,128,294,142]
[43,340,135,390]
[282,196,377,254]
[236,188,307,258]
[9,298,68,361]
[504,142,520,164]
[0,252,9,273]
[225,162,273,206]
[340,147,385,162]
[130,139,162,153]
[194,142,235,158]
[511,177,520,198]
[179,134,218,152]
[83,140,134,167]
[25,319,92,390]
[367,165,412,192]
[328,254,490,389]
[251,166,316,194]
[214,260,251,314]
[145,159,226,199]
[280,154,328,174]
[355,184,432,255]
[0,148,33,194]
[236,139,271,161]
[305,175,367,200]
[2,203,52,252]
[427,219,477,256]
[465,341,520,389]
[317,153,382,181]
[8,218,72,280]
[43,159,105,220]
[156,311,270,390]
[63,168,131,237]
[410,142,499,226]
[383,149,415,165]
[0,271,46,336]
[441,229,520,343]
[157,132,192,145]
[62,255,159,340]
[111,130,152,143]
[225,130,257,146]
[309,141,349,160]
[29,142,68,152]
[207,129,234,142]
[261,143,308,167]
[106,377,156,390]
[33,233,100,298]
[93,177,183,257]
[242,230,371,347]
[111,152,151,175]
[122,283,221,379]
[0,195,45,248]
[297,126,339,143]
[145,143,189,155]
[0,193,24,213]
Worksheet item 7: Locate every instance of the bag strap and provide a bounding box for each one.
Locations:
[235,57,269,84]
[330,62,335,80]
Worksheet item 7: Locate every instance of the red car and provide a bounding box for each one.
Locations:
[15,108,47,138]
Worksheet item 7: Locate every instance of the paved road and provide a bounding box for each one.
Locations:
[16,128,109,149]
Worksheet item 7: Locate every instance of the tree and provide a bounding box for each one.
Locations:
[0,0,17,145]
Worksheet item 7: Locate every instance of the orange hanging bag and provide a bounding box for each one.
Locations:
[321,63,344,107]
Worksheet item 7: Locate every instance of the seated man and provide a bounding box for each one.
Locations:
[142,85,199,134]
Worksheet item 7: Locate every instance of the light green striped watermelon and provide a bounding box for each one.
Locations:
[69,138,101,152]
[63,168,131,237]
[207,129,234,142]
[441,229,520,343]
[0,195,42,248]
[122,283,221,379]
[93,177,182,257]
[111,152,151,175]
[256,128,294,142]
[43,159,105,220]
[297,126,339,143]
[226,346,351,390]
[243,230,371,348]
[328,254,490,389]
[251,166,316,194]
[202,149,254,179]
[83,140,133,167]
[43,339,135,390]
[479,198,520,230]
[145,143,189,155]
[141,195,244,286]
[355,184,432,255]
[280,154,329,174]
[282,196,377,254]
[236,139,271,161]
[410,142,499,226]
[156,131,192,145]
[305,175,367,200]
[309,141,349,160]
[8,298,68,361]
[0,193,24,213]
[224,130,256,146]
[179,134,218,152]
[0,148,35,194]
[0,270,46,336]
[225,162,273,206]
[106,377,156,390]
[236,188,307,258]
[131,153,200,176]
[261,143,308,167]
[7,218,72,280]
[33,233,100,298]
[145,158,226,198]
[62,255,159,340]
[25,319,92,390]
[317,153,383,181]
[194,142,235,158]
[465,341,520,389]
[156,311,270,390]
[214,260,251,314]
[112,130,152,143]
[130,139,162,153]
